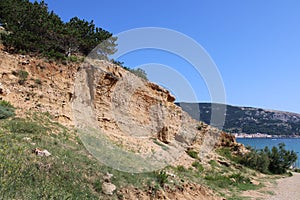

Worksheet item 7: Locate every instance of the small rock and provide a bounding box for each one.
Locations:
[102,182,116,195]
[250,180,260,186]
[23,137,32,141]
[32,148,51,157]
[42,150,51,157]
[166,171,176,178]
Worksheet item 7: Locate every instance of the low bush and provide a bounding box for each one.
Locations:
[220,143,298,174]
[12,70,29,85]
[156,171,169,187]
[192,161,204,172]
[187,150,199,159]
[0,100,15,119]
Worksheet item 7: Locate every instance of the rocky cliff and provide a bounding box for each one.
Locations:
[72,60,223,172]
[0,49,223,171]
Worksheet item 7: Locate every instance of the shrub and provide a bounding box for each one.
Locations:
[156,171,168,187]
[205,173,231,188]
[13,70,29,85]
[130,68,148,80]
[192,161,204,172]
[35,79,42,85]
[239,149,270,174]
[208,160,218,167]
[229,173,250,184]
[68,55,78,62]
[267,143,297,174]
[0,100,15,119]
[240,143,297,174]
[176,165,187,172]
[113,61,148,80]
[186,150,199,159]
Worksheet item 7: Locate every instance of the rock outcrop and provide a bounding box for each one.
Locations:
[0,49,223,171]
[0,50,76,125]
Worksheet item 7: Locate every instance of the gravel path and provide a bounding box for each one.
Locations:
[267,173,300,200]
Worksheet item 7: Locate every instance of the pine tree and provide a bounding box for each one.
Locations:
[0,0,116,59]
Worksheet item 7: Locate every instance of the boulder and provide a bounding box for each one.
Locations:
[32,148,51,157]
[102,182,116,195]
[250,180,260,186]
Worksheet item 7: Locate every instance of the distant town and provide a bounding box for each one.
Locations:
[234,133,300,139]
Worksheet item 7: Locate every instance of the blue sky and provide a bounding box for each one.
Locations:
[38,0,300,113]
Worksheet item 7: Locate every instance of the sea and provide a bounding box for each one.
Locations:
[236,138,300,168]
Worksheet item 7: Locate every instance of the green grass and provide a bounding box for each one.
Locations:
[192,161,204,172]
[0,112,163,199]
[0,108,268,199]
[216,147,241,163]
[208,160,219,168]
[186,150,199,159]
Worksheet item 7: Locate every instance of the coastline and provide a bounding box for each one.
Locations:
[234,133,300,139]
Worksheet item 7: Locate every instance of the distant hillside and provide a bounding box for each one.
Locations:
[176,103,300,135]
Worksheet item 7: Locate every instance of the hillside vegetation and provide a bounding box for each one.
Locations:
[0,100,263,200]
[0,0,116,59]
[177,103,300,135]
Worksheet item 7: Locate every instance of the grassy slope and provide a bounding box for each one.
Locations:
[0,111,163,199]
[0,105,274,200]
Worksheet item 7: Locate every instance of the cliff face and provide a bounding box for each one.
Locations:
[0,49,76,124]
[0,50,222,170]
[72,60,223,171]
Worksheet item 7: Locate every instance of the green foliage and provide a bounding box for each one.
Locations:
[208,160,218,167]
[217,147,233,160]
[18,70,29,85]
[186,150,199,159]
[68,55,78,63]
[130,68,148,80]
[0,112,168,199]
[176,165,187,172]
[192,161,204,172]
[156,171,169,187]
[35,79,42,85]
[240,143,297,174]
[0,100,15,119]
[12,70,29,85]
[268,143,297,174]
[240,147,270,174]
[113,60,148,80]
[205,173,232,188]
[205,172,258,191]
[0,0,116,60]
[0,27,10,43]
[5,118,47,135]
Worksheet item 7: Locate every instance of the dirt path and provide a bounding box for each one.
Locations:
[241,173,300,200]
[267,173,300,200]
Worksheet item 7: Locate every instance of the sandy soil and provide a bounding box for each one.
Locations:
[241,173,300,200]
[266,173,300,200]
